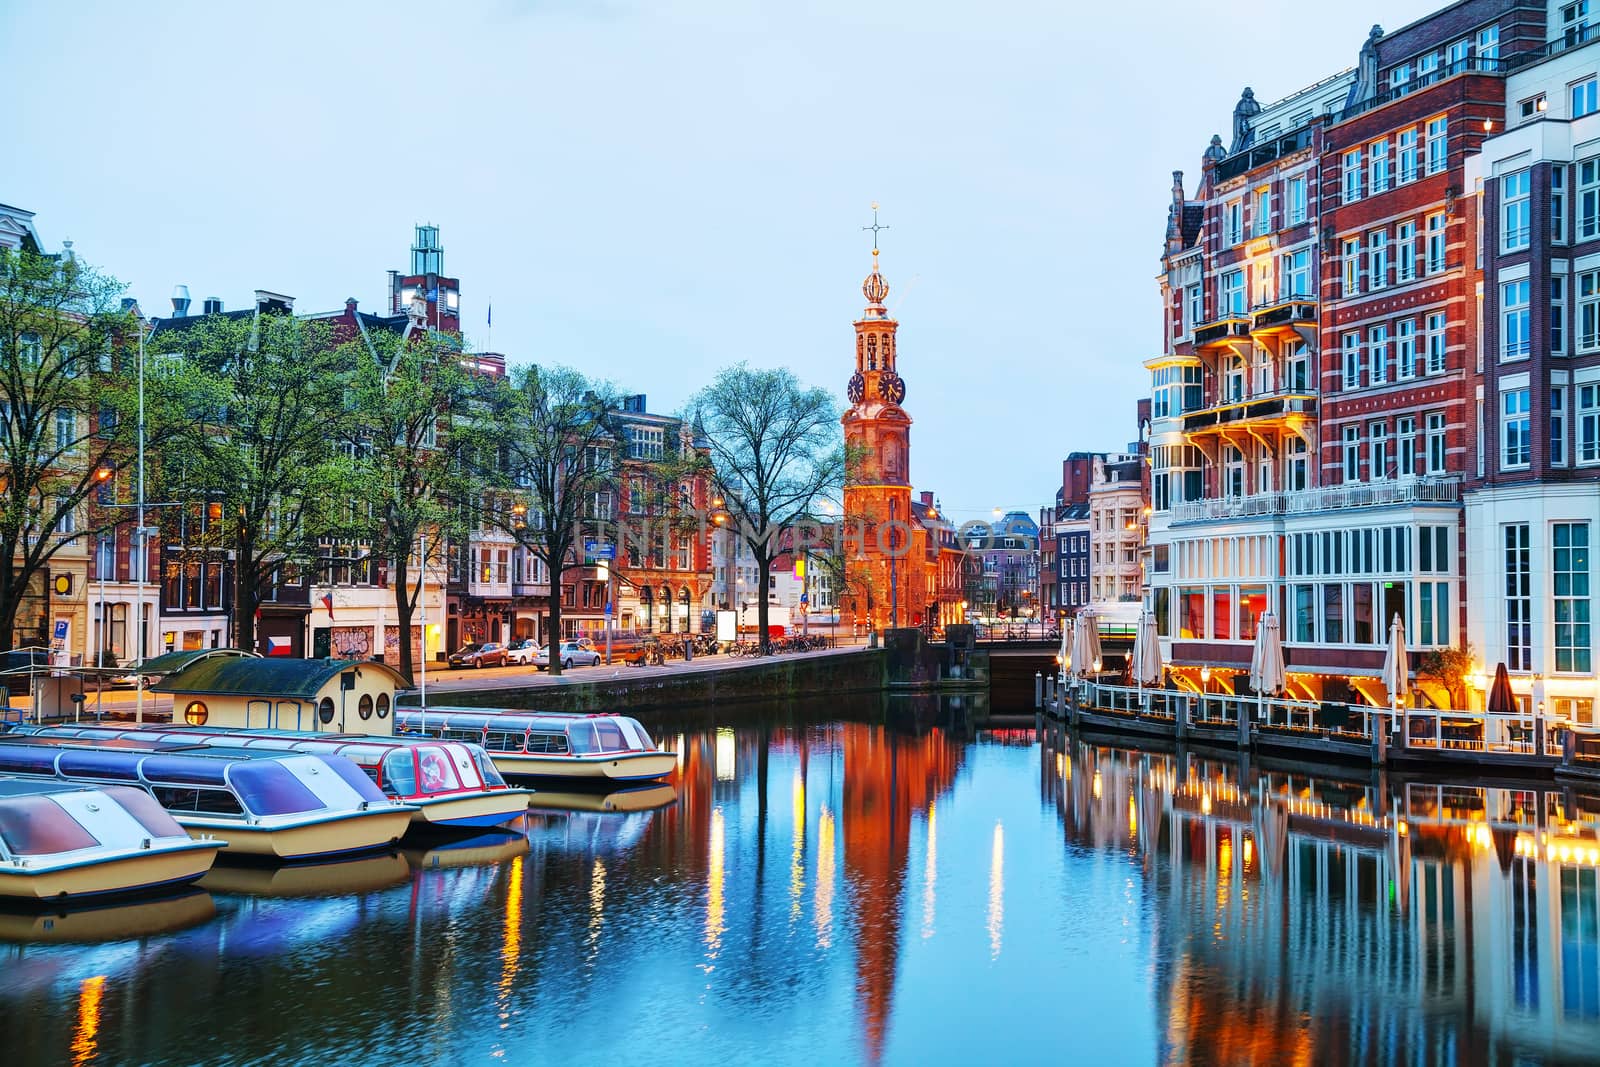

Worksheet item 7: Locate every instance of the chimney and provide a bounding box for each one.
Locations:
[388,270,401,314]
[920,491,934,507]
[202,297,223,315]
[171,285,191,317]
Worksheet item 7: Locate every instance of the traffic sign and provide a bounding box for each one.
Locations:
[584,541,615,560]
[799,593,809,605]
[605,602,613,617]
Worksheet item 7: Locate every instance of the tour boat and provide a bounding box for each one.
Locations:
[392,708,677,782]
[0,741,415,863]
[0,778,223,903]
[18,724,531,832]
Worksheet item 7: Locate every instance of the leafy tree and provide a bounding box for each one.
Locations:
[478,365,623,676]
[1418,643,1475,712]
[691,364,842,652]
[156,313,354,652]
[0,247,151,653]
[342,324,477,682]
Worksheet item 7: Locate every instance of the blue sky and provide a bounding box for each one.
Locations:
[3,0,1445,521]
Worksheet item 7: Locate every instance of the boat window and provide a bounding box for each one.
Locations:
[318,697,336,725]
[417,747,462,794]
[0,795,101,855]
[376,693,391,719]
[525,732,569,755]
[469,747,508,788]
[443,729,484,743]
[0,748,65,777]
[141,756,231,788]
[149,785,247,816]
[623,719,656,750]
[358,695,373,720]
[228,762,327,816]
[319,757,390,803]
[484,731,525,753]
[101,785,188,837]
[55,749,143,782]
[381,751,417,797]
[184,700,209,726]
[567,722,598,755]
[594,721,627,751]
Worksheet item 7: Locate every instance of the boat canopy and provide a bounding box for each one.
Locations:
[393,709,656,754]
[0,778,189,858]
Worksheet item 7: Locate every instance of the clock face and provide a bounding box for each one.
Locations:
[847,372,865,404]
[877,371,906,404]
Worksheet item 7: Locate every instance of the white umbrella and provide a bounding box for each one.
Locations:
[1058,619,1073,678]
[1381,614,1409,709]
[1071,612,1096,682]
[1248,613,1286,697]
[1132,609,1163,688]
[1085,613,1103,675]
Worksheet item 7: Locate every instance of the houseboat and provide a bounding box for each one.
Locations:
[0,741,414,862]
[18,724,531,832]
[0,778,223,903]
[392,708,677,782]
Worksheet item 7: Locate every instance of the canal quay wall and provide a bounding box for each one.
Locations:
[404,648,891,714]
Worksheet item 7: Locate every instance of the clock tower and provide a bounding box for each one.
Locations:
[842,230,921,631]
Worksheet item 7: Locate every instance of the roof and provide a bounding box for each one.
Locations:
[136,648,257,676]
[153,657,408,699]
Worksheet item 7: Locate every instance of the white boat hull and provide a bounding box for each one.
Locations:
[488,751,677,782]
[0,842,222,902]
[179,808,414,861]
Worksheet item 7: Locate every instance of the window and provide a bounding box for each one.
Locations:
[1284,340,1309,392]
[1369,138,1391,193]
[1584,271,1600,353]
[1574,77,1599,119]
[1287,175,1307,225]
[1368,229,1388,288]
[1554,522,1592,673]
[1447,38,1470,67]
[1419,51,1440,80]
[1221,269,1244,315]
[1554,274,1568,354]
[1580,384,1600,464]
[1397,318,1418,380]
[1477,25,1500,60]
[1502,388,1531,468]
[1426,412,1447,473]
[1554,385,1569,467]
[1502,171,1531,251]
[1343,425,1362,482]
[54,497,75,536]
[1369,324,1389,385]
[1253,187,1271,237]
[1342,237,1361,296]
[1520,94,1549,121]
[1285,437,1309,491]
[1565,1,1592,45]
[1397,220,1417,281]
[1426,313,1447,374]
[1583,160,1600,241]
[184,701,209,726]
[1322,585,1344,644]
[1506,523,1532,671]
[1398,128,1419,183]
[1281,247,1311,299]
[1426,213,1447,273]
[1225,200,1244,245]
[1426,117,1447,175]
[1342,331,1362,390]
[54,409,74,452]
[1502,279,1531,360]
[1390,63,1412,91]
[628,426,664,461]
[1343,148,1363,203]
[1369,421,1389,480]
[1186,284,1203,331]
[1554,166,1568,244]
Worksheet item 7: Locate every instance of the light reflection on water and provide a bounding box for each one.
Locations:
[7,703,1600,1064]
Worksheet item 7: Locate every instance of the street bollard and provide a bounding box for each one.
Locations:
[1035,671,1043,710]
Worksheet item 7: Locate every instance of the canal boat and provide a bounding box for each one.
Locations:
[392,708,677,782]
[0,741,414,862]
[17,724,532,832]
[0,778,223,903]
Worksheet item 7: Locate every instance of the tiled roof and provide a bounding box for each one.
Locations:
[153,657,407,699]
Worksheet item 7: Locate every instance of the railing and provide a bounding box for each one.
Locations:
[1250,301,1316,331]
[1180,392,1316,434]
[1330,56,1507,123]
[1169,476,1459,524]
[1076,681,1375,742]
[1192,317,1251,347]
[1214,127,1316,183]
[1507,22,1600,70]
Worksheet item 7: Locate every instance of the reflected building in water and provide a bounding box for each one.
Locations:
[1042,724,1600,1063]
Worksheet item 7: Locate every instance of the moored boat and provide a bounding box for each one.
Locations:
[393,708,677,782]
[17,725,531,832]
[0,778,223,903]
[0,741,414,862]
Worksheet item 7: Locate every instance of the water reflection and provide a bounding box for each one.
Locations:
[1042,719,1600,1064]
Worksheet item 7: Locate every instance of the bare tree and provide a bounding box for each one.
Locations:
[691,364,841,652]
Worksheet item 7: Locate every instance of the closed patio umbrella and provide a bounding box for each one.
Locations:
[1132,609,1163,688]
[1085,614,1103,675]
[1486,662,1516,714]
[1381,614,1409,708]
[1071,612,1098,682]
[1248,613,1287,698]
[1058,619,1072,679]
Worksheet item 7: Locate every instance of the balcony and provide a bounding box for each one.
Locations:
[1213,127,1315,183]
[1330,55,1506,123]
[1249,299,1316,339]
[1169,476,1460,524]
[1192,316,1251,351]
[1181,392,1316,436]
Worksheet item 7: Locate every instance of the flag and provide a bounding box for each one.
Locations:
[321,593,335,620]
[266,635,293,657]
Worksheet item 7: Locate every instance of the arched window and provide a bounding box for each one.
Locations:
[184,700,208,726]
[376,693,391,719]
[358,694,374,720]
[318,697,335,725]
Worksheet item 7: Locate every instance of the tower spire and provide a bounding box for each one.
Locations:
[861,203,890,314]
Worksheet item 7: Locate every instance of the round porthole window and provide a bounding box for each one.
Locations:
[318,697,335,725]
[358,694,373,720]
[184,701,208,726]
[376,694,391,719]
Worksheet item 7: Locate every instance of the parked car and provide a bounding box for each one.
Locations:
[534,641,603,670]
[504,639,539,666]
[447,642,507,669]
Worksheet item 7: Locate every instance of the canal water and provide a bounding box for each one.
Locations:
[6,695,1600,1065]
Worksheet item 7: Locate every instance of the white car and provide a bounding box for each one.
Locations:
[534,641,603,670]
[504,639,540,666]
